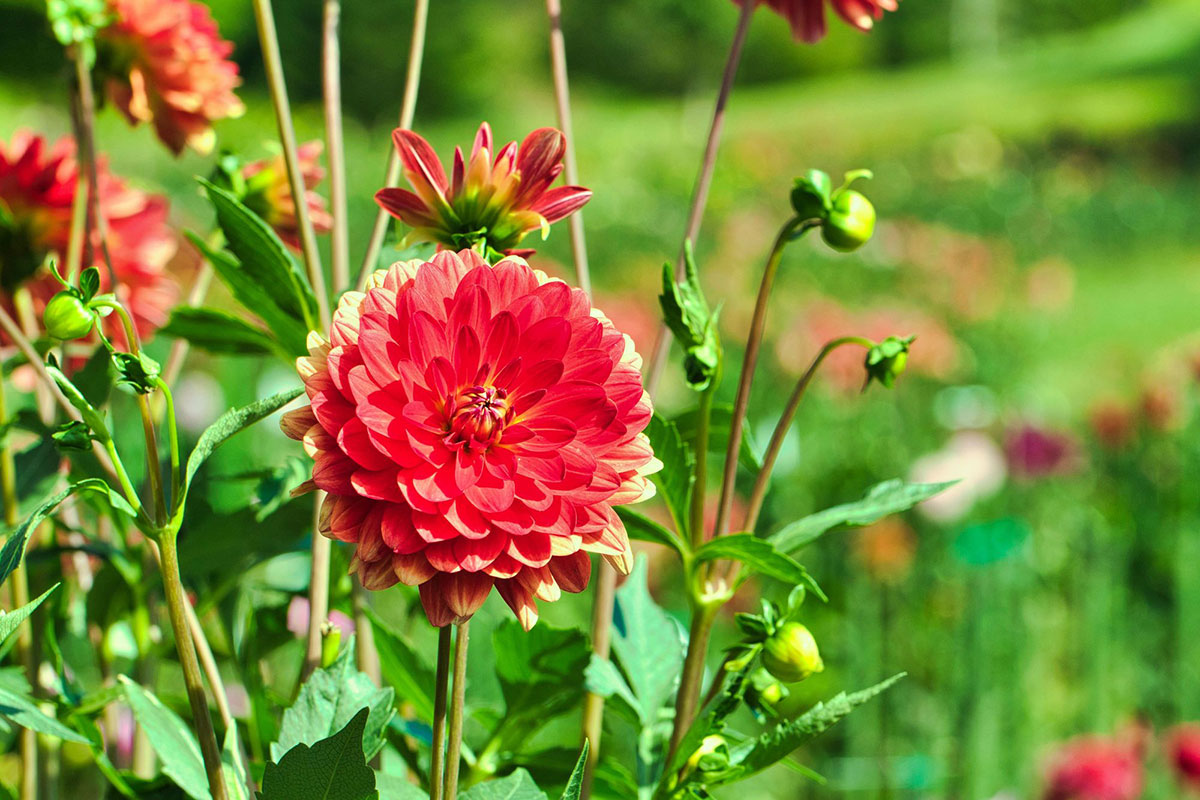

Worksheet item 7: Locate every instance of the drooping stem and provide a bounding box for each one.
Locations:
[429,626,452,800]
[666,601,719,764]
[322,0,350,294]
[252,0,331,328]
[443,621,470,800]
[158,531,229,800]
[710,217,805,542]
[544,0,590,294]
[580,564,616,798]
[357,0,429,289]
[644,0,756,396]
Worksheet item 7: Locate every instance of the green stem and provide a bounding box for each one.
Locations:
[666,601,719,765]
[688,384,715,547]
[429,626,451,800]
[322,0,350,294]
[443,621,470,800]
[157,530,229,800]
[152,378,182,510]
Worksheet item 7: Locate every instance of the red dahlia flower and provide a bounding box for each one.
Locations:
[1042,734,1143,800]
[281,250,658,629]
[98,0,244,155]
[1168,725,1200,788]
[735,0,899,43]
[375,123,591,258]
[0,131,176,343]
[240,141,333,250]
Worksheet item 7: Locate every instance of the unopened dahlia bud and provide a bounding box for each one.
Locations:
[762,622,824,683]
[43,292,95,340]
[685,735,730,775]
[822,189,876,252]
[864,335,915,389]
[790,169,832,221]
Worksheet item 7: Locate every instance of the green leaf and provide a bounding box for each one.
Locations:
[725,673,905,782]
[223,725,250,800]
[644,414,694,540]
[609,556,685,726]
[111,351,161,395]
[118,675,209,800]
[200,179,320,333]
[374,775,427,800]
[366,610,435,722]
[161,306,282,358]
[674,405,761,473]
[0,583,59,645]
[659,243,720,391]
[0,685,88,743]
[615,507,687,558]
[272,641,395,762]
[187,232,310,357]
[260,708,378,800]
[693,535,823,598]
[45,359,110,443]
[458,769,546,800]
[769,479,955,555]
[560,741,589,800]
[492,621,590,752]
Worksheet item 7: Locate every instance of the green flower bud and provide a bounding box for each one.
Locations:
[685,734,729,775]
[865,335,915,389]
[790,169,832,221]
[43,291,95,340]
[762,622,824,683]
[821,189,876,252]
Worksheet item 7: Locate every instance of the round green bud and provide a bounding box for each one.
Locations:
[821,190,876,252]
[762,622,824,683]
[685,734,729,775]
[760,680,784,706]
[43,292,96,340]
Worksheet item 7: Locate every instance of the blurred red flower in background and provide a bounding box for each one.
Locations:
[0,131,176,343]
[376,123,590,257]
[240,141,333,250]
[734,0,899,43]
[282,250,658,629]
[99,0,244,155]
[1005,424,1078,480]
[1168,724,1200,789]
[1042,733,1144,800]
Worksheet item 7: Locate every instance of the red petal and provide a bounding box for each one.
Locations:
[549,550,592,593]
[375,187,437,226]
[393,128,448,194]
[530,185,592,223]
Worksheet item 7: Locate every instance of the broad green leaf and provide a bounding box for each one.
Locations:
[560,741,589,800]
[71,713,139,797]
[0,685,88,743]
[161,306,282,358]
[725,673,905,782]
[375,775,427,800]
[118,675,209,800]
[0,583,58,645]
[644,414,694,540]
[260,708,378,800]
[582,656,640,722]
[458,769,547,800]
[187,231,310,356]
[673,405,762,473]
[366,610,435,722]
[272,641,394,762]
[692,535,823,598]
[492,621,590,752]
[615,507,687,557]
[223,725,250,800]
[200,179,320,332]
[769,480,956,555]
[610,556,685,726]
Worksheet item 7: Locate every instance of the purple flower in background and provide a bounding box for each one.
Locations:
[1005,424,1077,480]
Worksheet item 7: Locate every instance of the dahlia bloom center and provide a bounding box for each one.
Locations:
[446,383,512,453]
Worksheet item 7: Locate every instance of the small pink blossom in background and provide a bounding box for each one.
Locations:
[99,0,244,155]
[1168,724,1200,789]
[733,0,899,43]
[282,250,658,629]
[1041,732,1144,800]
[286,596,354,640]
[910,431,1006,523]
[241,141,333,250]
[1005,424,1078,480]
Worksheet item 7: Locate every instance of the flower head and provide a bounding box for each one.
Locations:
[0,131,176,343]
[1168,725,1200,789]
[736,0,899,43]
[282,250,657,629]
[98,0,244,155]
[239,141,333,250]
[375,123,591,258]
[1042,734,1143,800]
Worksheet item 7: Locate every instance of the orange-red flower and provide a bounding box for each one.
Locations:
[98,0,244,155]
[282,250,658,629]
[1168,725,1200,789]
[0,131,177,342]
[375,123,591,258]
[240,141,333,250]
[1042,734,1143,800]
[735,0,899,43]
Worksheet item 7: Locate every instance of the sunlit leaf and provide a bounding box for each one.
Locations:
[119,675,208,800]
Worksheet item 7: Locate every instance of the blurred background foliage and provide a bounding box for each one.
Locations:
[2,0,1200,796]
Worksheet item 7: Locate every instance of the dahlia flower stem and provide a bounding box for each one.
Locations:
[252,0,331,329]
[0,382,37,800]
[711,217,807,544]
[429,626,452,800]
[151,378,182,508]
[157,530,230,800]
[304,495,332,678]
[544,0,591,294]
[443,621,470,800]
[322,0,350,294]
[645,0,756,396]
[69,45,116,288]
[667,600,719,765]
[580,562,617,798]
[357,0,429,290]
[688,384,716,547]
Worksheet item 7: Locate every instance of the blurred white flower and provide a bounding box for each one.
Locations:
[910,431,1006,522]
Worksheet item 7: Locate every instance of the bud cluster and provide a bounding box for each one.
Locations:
[791,168,877,252]
[727,586,825,690]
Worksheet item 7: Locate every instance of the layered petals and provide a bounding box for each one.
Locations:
[735,0,899,43]
[240,141,333,250]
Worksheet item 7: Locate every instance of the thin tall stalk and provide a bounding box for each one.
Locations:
[644,0,756,396]
[443,621,470,800]
[667,602,719,763]
[323,0,350,294]
[357,0,430,290]
[429,627,452,800]
[580,564,615,796]
[544,0,590,294]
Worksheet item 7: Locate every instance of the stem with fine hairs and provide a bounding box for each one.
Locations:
[544,0,591,294]
[323,0,350,294]
[357,0,430,290]
[429,626,452,800]
[443,621,470,800]
[644,0,756,396]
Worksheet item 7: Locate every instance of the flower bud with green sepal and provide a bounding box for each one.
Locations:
[43,291,97,340]
[685,734,731,777]
[790,169,833,221]
[864,335,915,389]
[821,169,876,252]
[762,622,824,684]
[745,667,789,719]
[660,240,722,391]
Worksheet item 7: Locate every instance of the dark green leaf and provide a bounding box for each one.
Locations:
[644,414,694,540]
[161,306,281,358]
[366,610,435,722]
[674,405,761,473]
[0,583,58,645]
[560,741,589,800]
[769,479,955,555]
[493,621,590,752]
[260,708,378,800]
[79,266,100,300]
[119,676,209,800]
[457,769,546,800]
[0,684,88,743]
[693,535,822,597]
[615,507,687,558]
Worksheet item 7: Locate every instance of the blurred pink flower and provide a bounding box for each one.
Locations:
[1042,734,1143,800]
[1168,724,1200,789]
[734,0,899,43]
[910,431,1006,522]
[286,595,354,640]
[1005,424,1078,480]
[241,141,333,250]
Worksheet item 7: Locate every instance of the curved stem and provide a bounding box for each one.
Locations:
[443,621,470,800]
[711,217,806,542]
[357,0,429,290]
[323,0,350,294]
[429,626,452,800]
[544,0,590,294]
[644,0,756,396]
